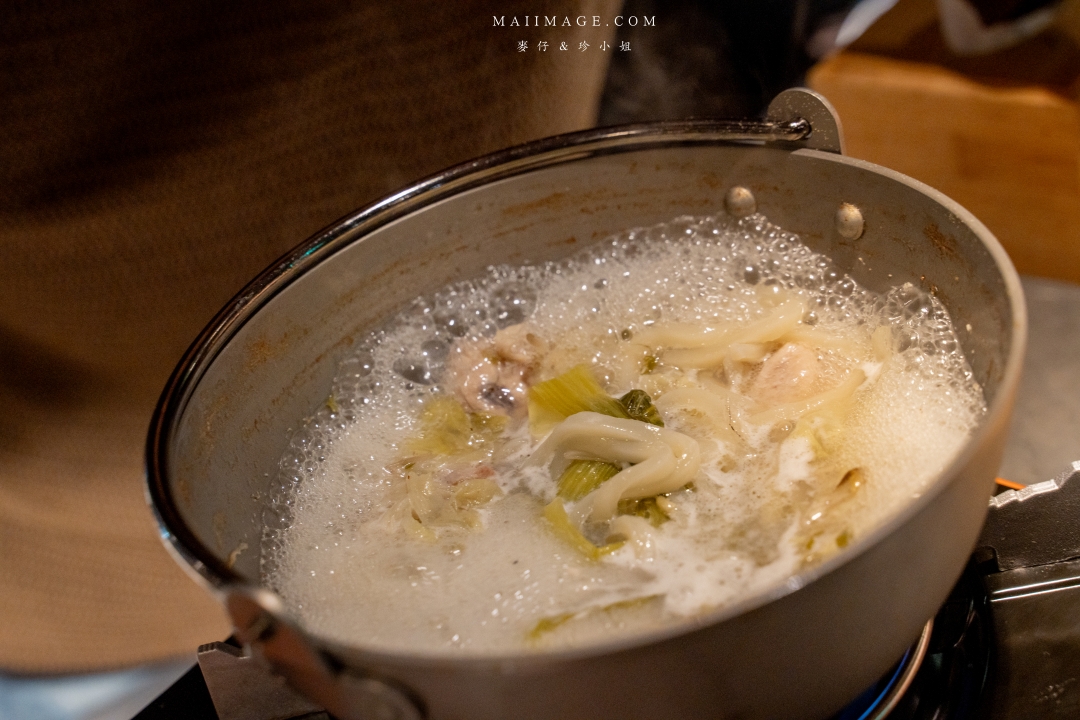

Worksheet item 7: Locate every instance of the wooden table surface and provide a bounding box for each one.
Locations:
[808,0,1080,283]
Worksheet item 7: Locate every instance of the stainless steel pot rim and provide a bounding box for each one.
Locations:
[146,119,1026,669]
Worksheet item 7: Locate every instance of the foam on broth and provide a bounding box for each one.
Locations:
[262,213,985,655]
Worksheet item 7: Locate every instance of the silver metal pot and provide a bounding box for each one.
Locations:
[146,90,1026,720]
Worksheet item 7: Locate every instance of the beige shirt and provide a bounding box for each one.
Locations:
[0,0,618,672]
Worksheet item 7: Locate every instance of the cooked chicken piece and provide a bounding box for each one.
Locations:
[748,342,821,406]
[445,324,546,416]
[446,343,500,412]
[492,323,545,364]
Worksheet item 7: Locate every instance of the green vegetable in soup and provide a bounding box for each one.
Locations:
[616,496,670,527]
[542,498,623,560]
[527,595,662,641]
[618,389,664,427]
[557,459,622,502]
[528,365,630,435]
[407,396,506,457]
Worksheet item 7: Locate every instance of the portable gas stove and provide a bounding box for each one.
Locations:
[135,278,1080,720]
[833,462,1080,720]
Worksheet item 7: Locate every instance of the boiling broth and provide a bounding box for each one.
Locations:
[263,213,984,655]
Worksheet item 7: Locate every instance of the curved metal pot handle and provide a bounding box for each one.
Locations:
[766,87,846,154]
[225,587,426,720]
[575,88,845,152]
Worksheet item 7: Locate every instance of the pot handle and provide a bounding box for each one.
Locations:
[225,586,426,720]
[766,88,846,155]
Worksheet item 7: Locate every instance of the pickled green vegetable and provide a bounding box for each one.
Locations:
[617,496,670,527]
[557,459,621,501]
[528,365,630,435]
[542,499,623,560]
[618,389,664,427]
[527,595,661,641]
[527,612,576,640]
[406,396,506,456]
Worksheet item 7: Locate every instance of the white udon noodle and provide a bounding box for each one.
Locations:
[264,213,985,656]
[529,414,699,521]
